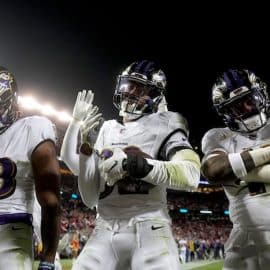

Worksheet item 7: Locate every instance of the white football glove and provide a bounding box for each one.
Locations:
[80,105,103,144]
[98,148,127,186]
[72,90,94,122]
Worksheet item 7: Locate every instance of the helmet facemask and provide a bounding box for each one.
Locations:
[114,75,164,120]
[213,69,270,134]
[216,86,268,132]
[0,69,19,134]
[113,60,166,121]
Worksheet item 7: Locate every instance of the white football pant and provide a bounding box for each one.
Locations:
[0,222,33,269]
[72,219,181,270]
[223,227,270,270]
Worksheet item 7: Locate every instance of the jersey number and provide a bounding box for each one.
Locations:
[99,177,155,199]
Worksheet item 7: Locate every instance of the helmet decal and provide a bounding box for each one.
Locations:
[0,72,14,93]
[0,67,19,134]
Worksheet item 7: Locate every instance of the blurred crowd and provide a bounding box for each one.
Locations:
[34,190,232,264]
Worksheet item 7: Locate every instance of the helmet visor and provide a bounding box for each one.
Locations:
[219,90,265,120]
[119,77,158,97]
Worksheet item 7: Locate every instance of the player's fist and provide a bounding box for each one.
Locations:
[122,146,153,178]
[99,148,127,186]
[72,90,94,122]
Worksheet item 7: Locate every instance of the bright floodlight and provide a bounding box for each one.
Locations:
[18,96,40,110]
[18,95,72,123]
[41,104,56,116]
[57,111,72,122]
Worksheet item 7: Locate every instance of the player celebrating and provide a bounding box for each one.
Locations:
[61,60,201,270]
[201,69,270,270]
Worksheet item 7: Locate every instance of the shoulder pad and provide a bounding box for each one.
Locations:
[201,128,231,155]
[25,115,53,127]
[160,111,189,137]
[26,115,57,143]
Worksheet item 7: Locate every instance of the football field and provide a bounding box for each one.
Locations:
[182,260,223,270]
[34,259,224,270]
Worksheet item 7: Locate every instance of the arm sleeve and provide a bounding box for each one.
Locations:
[60,120,80,175]
[78,152,100,208]
[77,123,106,208]
[143,148,201,190]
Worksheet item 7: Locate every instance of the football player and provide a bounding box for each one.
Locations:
[201,69,270,270]
[0,66,61,270]
[61,60,201,270]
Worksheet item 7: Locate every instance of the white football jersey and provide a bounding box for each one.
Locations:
[0,116,57,214]
[83,111,191,222]
[202,119,270,228]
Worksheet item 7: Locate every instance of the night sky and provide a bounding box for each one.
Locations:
[2,1,270,149]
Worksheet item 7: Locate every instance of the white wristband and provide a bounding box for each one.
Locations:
[228,153,247,178]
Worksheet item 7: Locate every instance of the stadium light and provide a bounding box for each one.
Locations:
[57,111,72,122]
[200,210,212,214]
[18,95,72,123]
[41,104,56,116]
[179,208,189,213]
[18,96,40,110]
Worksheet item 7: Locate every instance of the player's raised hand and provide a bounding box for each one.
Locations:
[72,90,94,122]
[80,105,103,145]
